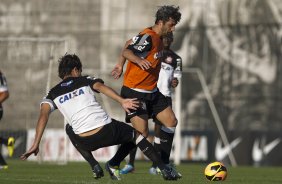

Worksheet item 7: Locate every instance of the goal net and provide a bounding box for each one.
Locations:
[0,37,69,163]
[0,37,120,164]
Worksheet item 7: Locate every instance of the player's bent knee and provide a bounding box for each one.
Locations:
[164,117,178,127]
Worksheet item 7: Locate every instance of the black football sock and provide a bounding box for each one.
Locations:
[109,142,136,167]
[160,126,175,164]
[68,135,99,169]
[128,147,137,166]
[65,124,99,170]
[77,148,99,170]
[151,136,161,168]
[135,135,165,170]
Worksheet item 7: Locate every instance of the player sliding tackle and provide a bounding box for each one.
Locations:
[21,54,180,180]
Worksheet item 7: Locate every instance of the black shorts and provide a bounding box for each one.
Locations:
[120,86,169,122]
[153,96,172,125]
[66,119,135,151]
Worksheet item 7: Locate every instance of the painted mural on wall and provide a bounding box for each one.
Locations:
[171,0,282,132]
[96,0,282,133]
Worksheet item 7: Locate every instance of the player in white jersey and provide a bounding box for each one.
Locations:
[0,70,15,170]
[21,54,180,181]
[149,31,182,174]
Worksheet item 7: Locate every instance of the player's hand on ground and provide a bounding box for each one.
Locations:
[171,78,179,88]
[121,98,139,113]
[136,59,151,70]
[111,64,123,79]
[20,145,39,160]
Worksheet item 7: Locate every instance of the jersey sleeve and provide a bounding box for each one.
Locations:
[86,76,104,93]
[126,34,152,59]
[0,73,8,92]
[40,91,57,112]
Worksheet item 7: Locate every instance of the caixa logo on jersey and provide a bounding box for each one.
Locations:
[59,88,85,103]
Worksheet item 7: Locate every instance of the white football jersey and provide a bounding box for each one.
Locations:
[41,76,111,134]
[158,62,174,97]
[158,49,182,97]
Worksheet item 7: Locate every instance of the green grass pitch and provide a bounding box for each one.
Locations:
[1,160,282,184]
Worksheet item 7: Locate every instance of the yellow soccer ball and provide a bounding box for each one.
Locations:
[204,161,227,181]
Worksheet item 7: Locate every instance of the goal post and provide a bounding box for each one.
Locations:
[173,77,182,165]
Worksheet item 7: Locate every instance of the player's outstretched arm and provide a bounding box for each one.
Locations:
[111,53,126,79]
[93,82,139,113]
[21,103,51,160]
[111,40,132,79]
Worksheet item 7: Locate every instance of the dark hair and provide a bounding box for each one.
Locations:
[58,53,82,79]
[155,5,181,24]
